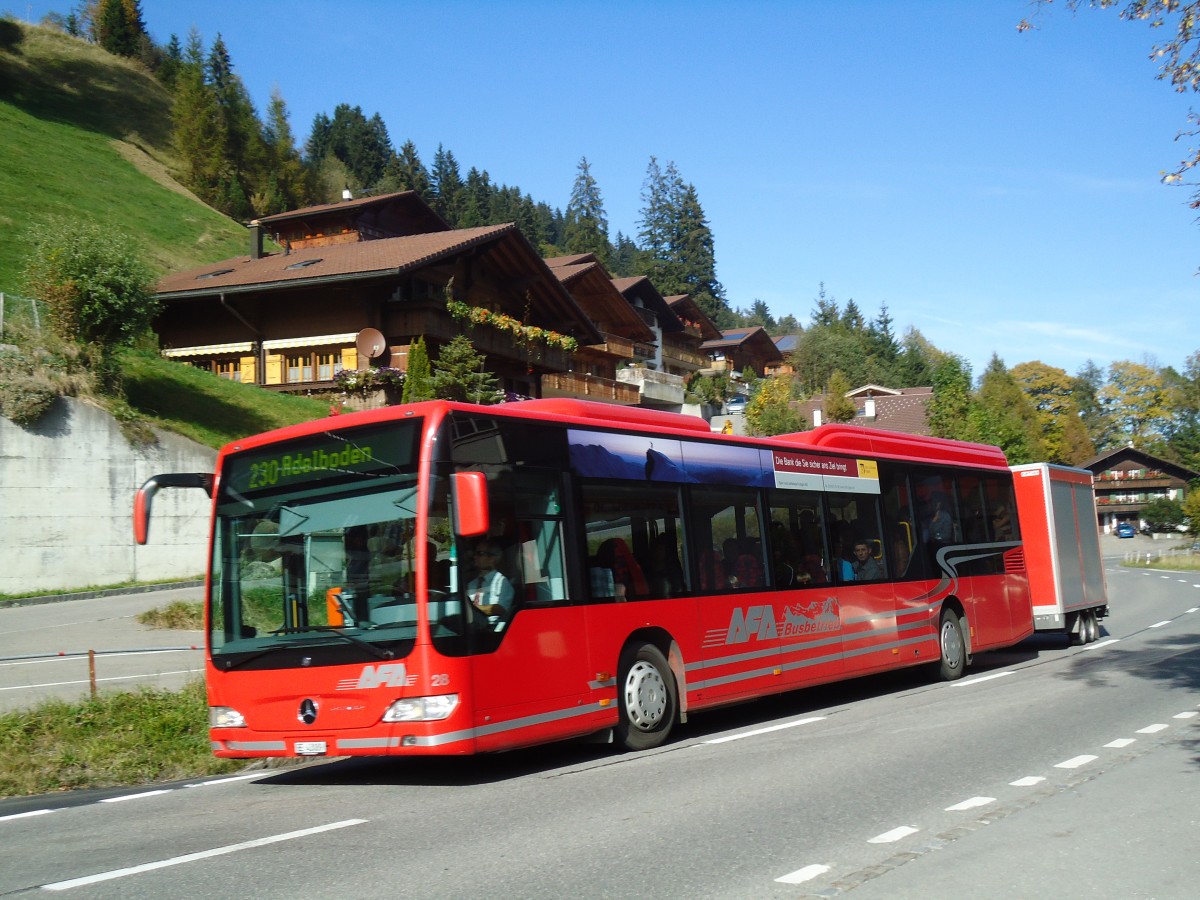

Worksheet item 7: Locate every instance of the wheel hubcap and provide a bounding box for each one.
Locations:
[941,620,963,669]
[625,660,667,731]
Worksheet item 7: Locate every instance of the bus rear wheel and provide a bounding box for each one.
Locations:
[934,608,967,681]
[616,643,677,751]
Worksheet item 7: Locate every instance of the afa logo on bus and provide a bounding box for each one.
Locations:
[726,598,841,644]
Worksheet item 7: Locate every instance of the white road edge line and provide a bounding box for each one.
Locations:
[1137,724,1169,734]
[1174,711,1198,719]
[775,864,831,885]
[1083,639,1120,650]
[951,671,1013,687]
[41,819,367,891]
[185,773,268,787]
[704,716,825,744]
[0,670,203,693]
[868,825,919,844]
[1105,738,1136,748]
[0,809,55,822]
[1148,621,1172,629]
[100,790,171,804]
[1010,776,1044,786]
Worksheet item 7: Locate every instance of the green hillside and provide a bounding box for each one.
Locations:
[0,19,246,292]
[0,19,329,447]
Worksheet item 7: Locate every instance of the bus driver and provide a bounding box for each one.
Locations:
[466,540,515,617]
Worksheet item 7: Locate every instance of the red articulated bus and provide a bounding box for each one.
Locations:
[134,399,1034,757]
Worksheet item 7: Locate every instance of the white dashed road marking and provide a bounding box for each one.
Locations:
[775,864,831,885]
[868,826,919,844]
[41,819,367,891]
[1055,755,1098,769]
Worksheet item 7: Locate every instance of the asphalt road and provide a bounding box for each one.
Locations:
[1,540,1197,897]
[0,586,205,713]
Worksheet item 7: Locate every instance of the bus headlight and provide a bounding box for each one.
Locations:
[382,694,459,722]
[209,706,247,728]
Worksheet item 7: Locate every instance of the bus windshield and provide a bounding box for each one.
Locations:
[209,420,424,667]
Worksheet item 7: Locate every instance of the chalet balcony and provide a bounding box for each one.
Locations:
[589,333,657,363]
[617,367,687,408]
[388,307,573,371]
[540,372,640,405]
[661,343,709,370]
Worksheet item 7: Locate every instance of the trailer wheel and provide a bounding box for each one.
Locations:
[934,608,967,681]
[1084,610,1099,643]
[1069,613,1085,646]
[616,643,677,751]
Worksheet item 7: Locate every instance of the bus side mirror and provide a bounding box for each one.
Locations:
[134,473,213,544]
[452,471,489,537]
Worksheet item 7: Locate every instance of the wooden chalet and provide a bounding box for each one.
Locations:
[154,191,601,400]
[1083,446,1198,532]
[700,326,784,379]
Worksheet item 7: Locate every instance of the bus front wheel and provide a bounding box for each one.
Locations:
[616,643,677,751]
[935,608,967,681]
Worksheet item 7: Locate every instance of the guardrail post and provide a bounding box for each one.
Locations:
[88,649,97,699]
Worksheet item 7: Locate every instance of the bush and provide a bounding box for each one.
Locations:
[22,217,157,354]
[0,342,97,425]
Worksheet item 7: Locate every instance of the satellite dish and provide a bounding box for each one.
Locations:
[355,328,386,359]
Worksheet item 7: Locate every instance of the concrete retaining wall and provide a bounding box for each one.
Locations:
[0,397,216,594]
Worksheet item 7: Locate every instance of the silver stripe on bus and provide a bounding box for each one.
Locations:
[694,632,935,691]
[385,701,614,748]
[225,741,288,751]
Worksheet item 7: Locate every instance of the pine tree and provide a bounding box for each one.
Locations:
[969,355,1044,463]
[94,0,146,58]
[825,370,857,422]
[378,140,431,199]
[564,156,609,260]
[432,336,499,404]
[927,355,974,440]
[259,88,308,214]
[172,29,223,206]
[402,336,433,403]
[431,144,464,225]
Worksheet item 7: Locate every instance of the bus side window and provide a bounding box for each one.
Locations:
[827,492,888,582]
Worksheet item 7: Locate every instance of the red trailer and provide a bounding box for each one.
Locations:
[1011,463,1109,644]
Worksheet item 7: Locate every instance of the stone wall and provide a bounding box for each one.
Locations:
[0,398,216,594]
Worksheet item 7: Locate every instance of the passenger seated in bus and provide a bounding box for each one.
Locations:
[769,523,809,587]
[721,537,762,589]
[466,540,514,616]
[850,540,884,581]
[991,504,1013,540]
[645,534,685,598]
[596,538,648,601]
[923,495,955,544]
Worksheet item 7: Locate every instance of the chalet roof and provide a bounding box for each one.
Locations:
[701,326,783,361]
[847,384,904,398]
[797,386,933,437]
[544,253,600,268]
[610,276,684,334]
[156,223,602,344]
[773,334,799,354]
[1082,445,1200,482]
[665,294,723,341]
[542,257,654,342]
[255,190,450,235]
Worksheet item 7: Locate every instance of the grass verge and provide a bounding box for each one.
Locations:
[137,600,204,630]
[1120,552,1200,572]
[0,680,242,798]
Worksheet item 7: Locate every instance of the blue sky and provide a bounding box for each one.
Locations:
[13,0,1200,380]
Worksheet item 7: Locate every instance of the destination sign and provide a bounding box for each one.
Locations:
[223,421,419,497]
